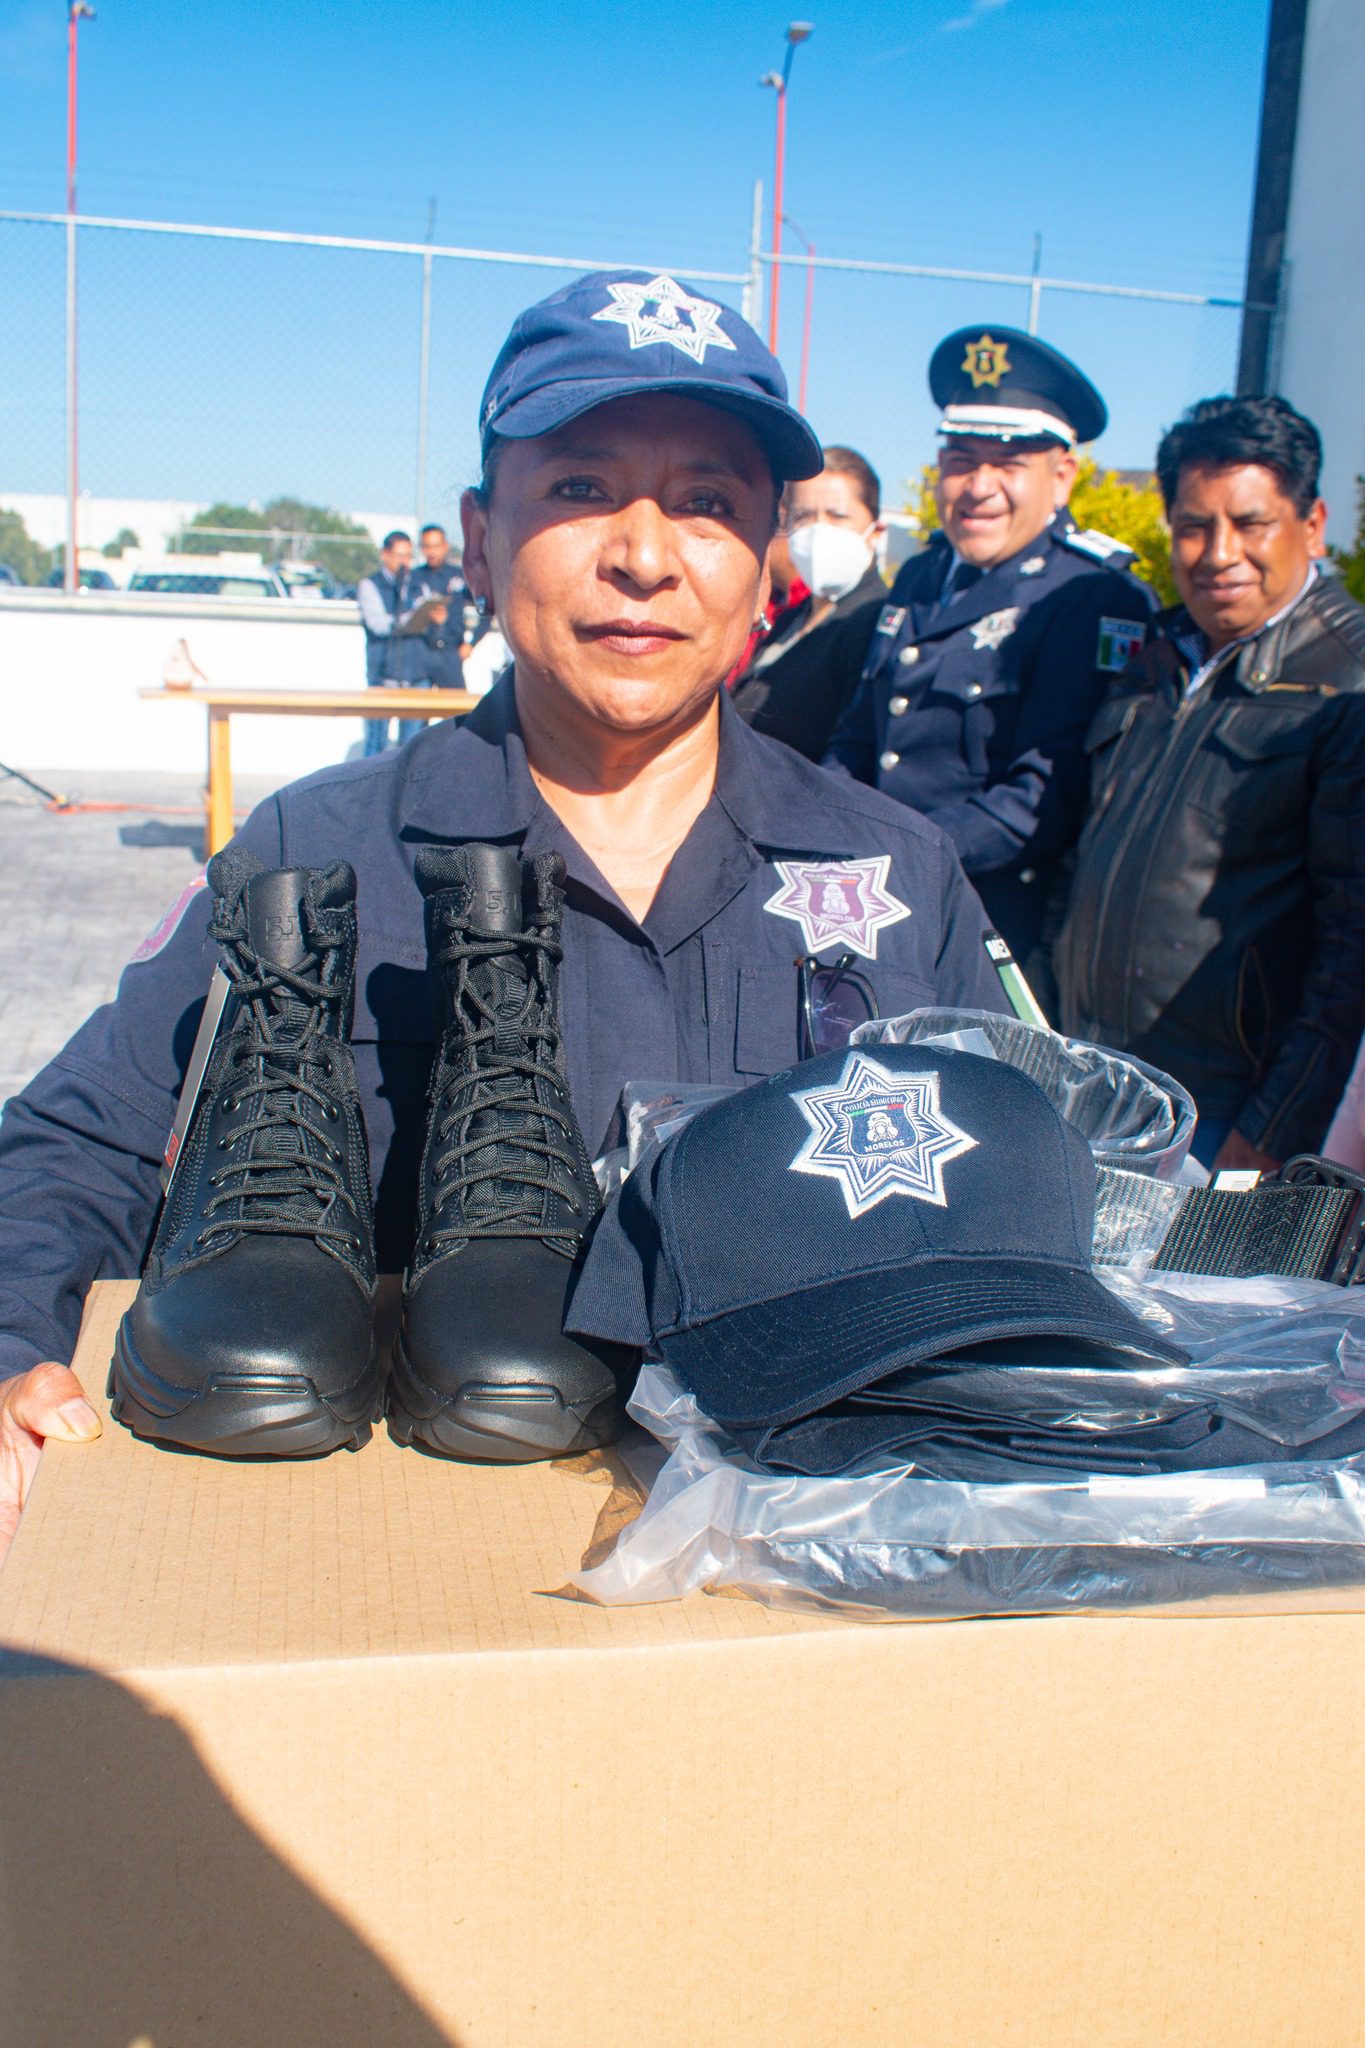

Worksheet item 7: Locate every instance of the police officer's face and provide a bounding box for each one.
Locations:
[1168,461,1327,651]
[420,530,448,569]
[935,438,1076,567]
[461,393,775,738]
[383,539,412,575]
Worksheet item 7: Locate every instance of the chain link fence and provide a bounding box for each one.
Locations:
[0,207,1256,578]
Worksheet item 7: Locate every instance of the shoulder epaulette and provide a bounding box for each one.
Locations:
[1059,526,1136,566]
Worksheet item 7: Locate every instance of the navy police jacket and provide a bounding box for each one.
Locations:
[405,558,472,689]
[823,519,1155,957]
[0,677,1006,1380]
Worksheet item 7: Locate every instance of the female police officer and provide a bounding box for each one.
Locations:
[0,271,1004,1546]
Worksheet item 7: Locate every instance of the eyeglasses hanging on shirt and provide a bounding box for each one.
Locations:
[797,954,879,1059]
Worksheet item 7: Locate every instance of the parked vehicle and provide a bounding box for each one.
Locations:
[45,567,118,592]
[277,563,348,600]
[127,566,291,600]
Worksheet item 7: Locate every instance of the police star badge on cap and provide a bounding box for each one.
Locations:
[930,325,1108,448]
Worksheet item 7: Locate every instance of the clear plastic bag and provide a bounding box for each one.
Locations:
[572,1274,1365,1619]
[854,1008,1197,1180]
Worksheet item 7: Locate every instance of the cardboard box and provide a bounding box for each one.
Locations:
[4,1281,1365,2046]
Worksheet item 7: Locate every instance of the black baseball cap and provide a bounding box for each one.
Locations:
[930,325,1108,447]
[567,1044,1186,1432]
[479,269,823,483]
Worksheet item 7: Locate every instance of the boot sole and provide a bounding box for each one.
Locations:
[386,1335,625,1463]
[110,1315,383,1459]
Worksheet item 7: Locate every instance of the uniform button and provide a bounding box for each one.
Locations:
[1019,868,1036,885]
[898,645,920,666]
[888,694,909,716]
[965,681,984,699]
[879,750,900,771]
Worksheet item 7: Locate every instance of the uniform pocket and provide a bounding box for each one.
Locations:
[735,963,940,1075]
[1190,705,1316,828]
[735,965,802,1075]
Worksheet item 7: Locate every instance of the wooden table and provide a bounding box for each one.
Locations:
[140,685,478,853]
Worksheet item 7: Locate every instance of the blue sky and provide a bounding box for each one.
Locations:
[1,0,1273,527]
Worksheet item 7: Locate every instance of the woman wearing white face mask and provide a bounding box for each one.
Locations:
[732,445,888,760]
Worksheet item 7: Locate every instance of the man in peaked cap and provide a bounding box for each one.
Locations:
[823,324,1155,985]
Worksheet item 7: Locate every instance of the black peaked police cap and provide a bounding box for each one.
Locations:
[930,324,1108,447]
[566,1046,1187,1433]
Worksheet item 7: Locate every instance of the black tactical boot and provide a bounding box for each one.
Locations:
[389,843,636,1461]
[111,851,383,1456]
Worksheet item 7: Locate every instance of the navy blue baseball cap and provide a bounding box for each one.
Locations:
[479,269,823,483]
[567,1044,1185,1433]
[930,324,1108,447]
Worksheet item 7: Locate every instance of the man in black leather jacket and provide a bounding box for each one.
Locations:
[1055,395,1365,1172]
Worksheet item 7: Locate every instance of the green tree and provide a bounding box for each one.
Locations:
[101,526,140,557]
[1068,458,1175,604]
[260,497,378,585]
[0,508,53,585]
[178,503,270,554]
[178,498,378,583]
[1328,477,1365,604]
[903,456,1176,604]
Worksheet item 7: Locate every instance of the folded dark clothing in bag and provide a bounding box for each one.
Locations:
[742,1534,1365,1615]
[739,1398,1365,1480]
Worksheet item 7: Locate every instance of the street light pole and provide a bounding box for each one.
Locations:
[759,22,812,357]
[64,2,94,595]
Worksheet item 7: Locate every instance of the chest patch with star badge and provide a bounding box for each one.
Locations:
[592,274,737,364]
[763,857,911,961]
[789,1051,978,1217]
[969,607,1020,651]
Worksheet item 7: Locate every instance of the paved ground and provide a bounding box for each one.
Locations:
[0,767,278,1104]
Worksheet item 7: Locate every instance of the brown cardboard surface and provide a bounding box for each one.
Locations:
[0,1282,836,1671]
[4,1282,1365,2048]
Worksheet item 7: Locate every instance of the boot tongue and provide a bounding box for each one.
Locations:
[241,869,324,1047]
[459,844,522,934]
[245,869,312,972]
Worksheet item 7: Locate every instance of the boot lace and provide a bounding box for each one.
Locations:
[425,927,584,1247]
[197,913,360,1250]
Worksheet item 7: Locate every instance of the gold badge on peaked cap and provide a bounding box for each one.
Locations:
[961,333,1012,389]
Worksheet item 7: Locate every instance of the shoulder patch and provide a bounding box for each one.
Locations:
[129,872,208,963]
[1096,617,1148,673]
[875,604,906,637]
[1062,526,1135,565]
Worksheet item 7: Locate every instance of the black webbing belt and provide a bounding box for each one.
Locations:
[1148,1156,1365,1285]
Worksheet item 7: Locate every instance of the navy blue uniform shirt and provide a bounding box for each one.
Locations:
[823,519,1154,957]
[0,676,1006,1380]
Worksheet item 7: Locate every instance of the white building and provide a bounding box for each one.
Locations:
[1239,0,1365,545]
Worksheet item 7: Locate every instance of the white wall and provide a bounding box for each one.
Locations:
[1,494,417,556]
[1,592,378,779]
[1277,0,1365,545]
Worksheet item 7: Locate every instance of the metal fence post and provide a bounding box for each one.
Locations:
[743,179,764,330]
[1027,233,1043,336]
[415,247,433,532]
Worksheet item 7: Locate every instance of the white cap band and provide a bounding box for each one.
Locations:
[938,404,1077,447]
